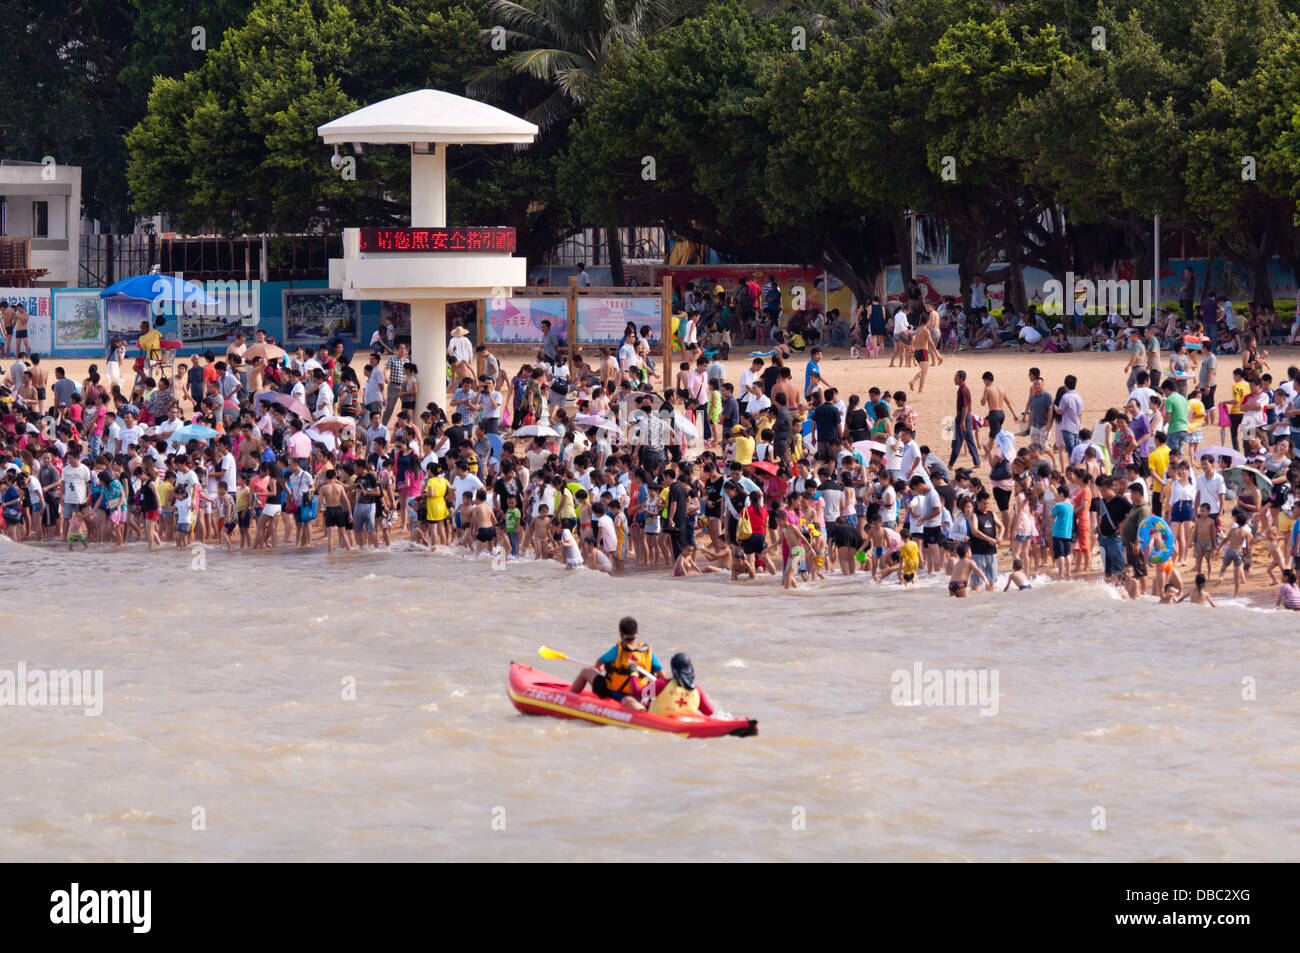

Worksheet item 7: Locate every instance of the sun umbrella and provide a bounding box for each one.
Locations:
[1196,445,1246,467]
[576,413,621,434]
[1223,465,1272,496]
[305,428,337,450]
[256,391,312,420]
[244,342,286,361]
[167,424,219,443]
[100,273,218,306]
[853,439,888,456]
[749,460,780,476]
[311,415,357,433]
[671,412,699,440]
[513,424,559,438]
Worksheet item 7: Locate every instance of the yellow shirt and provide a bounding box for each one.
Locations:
[1187,398,1206,436]
[139,328,162,361]
[1230,381,1248,414]
[425,476,449,521]
[157,480,174,508]
[734,435,755,465]
[1148,444,1170,491]
[900,540,920,574]
[556,487,577,520]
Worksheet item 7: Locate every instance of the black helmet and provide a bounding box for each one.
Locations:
[670,653,695,690]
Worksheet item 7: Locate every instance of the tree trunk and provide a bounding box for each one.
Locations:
[1251,256,1274,309]
[606,226,625,286]
[890,210,913,289]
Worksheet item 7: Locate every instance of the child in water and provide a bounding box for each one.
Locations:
[1003,558,1032,591]
[1176,573,1217,607]
[946,543,989,597]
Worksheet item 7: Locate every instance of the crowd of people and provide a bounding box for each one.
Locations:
[2,296,1299,612]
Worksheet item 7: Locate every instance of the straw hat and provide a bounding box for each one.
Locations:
[450,326,468,337]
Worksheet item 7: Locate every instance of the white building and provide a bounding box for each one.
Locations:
[0,159,82,287]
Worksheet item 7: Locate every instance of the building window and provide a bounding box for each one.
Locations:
[33,200,49,238]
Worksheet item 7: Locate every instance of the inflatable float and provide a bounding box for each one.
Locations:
[507,663,758,738]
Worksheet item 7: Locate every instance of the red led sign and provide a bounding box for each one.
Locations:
[358,227,516,253]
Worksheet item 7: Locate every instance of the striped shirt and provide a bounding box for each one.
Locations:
[1280,584,1300,611]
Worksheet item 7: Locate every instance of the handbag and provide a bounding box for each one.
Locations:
[737,509,753,541]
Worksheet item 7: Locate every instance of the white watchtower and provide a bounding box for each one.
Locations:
[318,89,538,412]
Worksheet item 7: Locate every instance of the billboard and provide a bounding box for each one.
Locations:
[575,296,662,345]
[658,264,854,317]
[483,297,568,345]
[283,289,358,343]
[0,288,52,353]
[52,291,105,349]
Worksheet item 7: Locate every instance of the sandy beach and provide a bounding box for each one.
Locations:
[29,341,1298,608]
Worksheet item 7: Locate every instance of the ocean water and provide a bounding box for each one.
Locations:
[1,536,1296,862]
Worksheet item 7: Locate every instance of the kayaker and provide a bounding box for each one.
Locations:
[569,616,664,710]
[649,653,715,718]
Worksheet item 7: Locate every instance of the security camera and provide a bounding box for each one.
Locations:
[330,146,344,171]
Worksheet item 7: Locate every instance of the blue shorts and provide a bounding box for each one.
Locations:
[1170,500,1194,523]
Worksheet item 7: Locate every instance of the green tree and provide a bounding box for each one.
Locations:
[472,0,690,282]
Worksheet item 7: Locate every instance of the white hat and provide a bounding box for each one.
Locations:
[449,326,468,337]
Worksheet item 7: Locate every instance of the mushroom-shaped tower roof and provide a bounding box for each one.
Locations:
[318,89,538,146]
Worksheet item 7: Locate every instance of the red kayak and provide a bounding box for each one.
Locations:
[507,663,758,738]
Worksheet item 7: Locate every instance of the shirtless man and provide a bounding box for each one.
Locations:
[0,301,13,358]
[237,425,264,471]
[947,543,989,597]
[317,469,355,553]
[773,509,809,590]
[979,371,1019,456]
[925,308,944,366]
[29,354,49,412]
[246,355,265,396]
[772,370,804,416]
[17,370,38,407]
[12,305,30,358]
[599,348,620,394]
[909,321,934,393]
[470,487,498,556]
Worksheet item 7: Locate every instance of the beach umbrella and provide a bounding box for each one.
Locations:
[671,412,699,439]
[576,414,621,435]
[256,390,312,420]
[513,424,559,438]
[1223,465,1272,496]
[749,460,780,476]
[1196,445,1246,467]
[312,415,357,433]
[100,273,218,306]
[853,439,888,456]
[305,427,337,450]
[244,342,286,361]
[167,424,219,443]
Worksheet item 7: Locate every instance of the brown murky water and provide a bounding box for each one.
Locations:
[1,537,1296,861]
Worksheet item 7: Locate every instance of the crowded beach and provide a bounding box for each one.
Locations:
[2,284,1299,612]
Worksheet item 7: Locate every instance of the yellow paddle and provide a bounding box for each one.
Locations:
[538,645,587,666]
[538,646,654,682]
